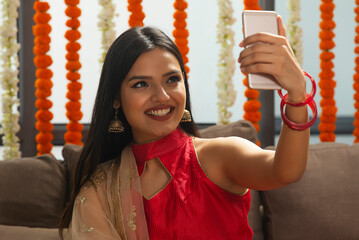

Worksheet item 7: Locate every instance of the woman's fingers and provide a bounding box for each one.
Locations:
[242,32,287,48]
[240,53,283,76]
[239,43,275,63]
[240,61,280,78]
[239,43,301,91]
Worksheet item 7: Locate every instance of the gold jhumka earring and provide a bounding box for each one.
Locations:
[180,109,192,122]
[108,108,124,133]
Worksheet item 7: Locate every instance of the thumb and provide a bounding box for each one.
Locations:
[277,15,287,37]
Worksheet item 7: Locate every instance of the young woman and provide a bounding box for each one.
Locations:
[59,16,312,239]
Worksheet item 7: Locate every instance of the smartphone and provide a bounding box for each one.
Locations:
[242,10,281,90]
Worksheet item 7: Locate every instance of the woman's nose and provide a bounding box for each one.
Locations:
[151,85,170,103]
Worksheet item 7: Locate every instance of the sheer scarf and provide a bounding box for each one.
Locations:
[64,145,149,239]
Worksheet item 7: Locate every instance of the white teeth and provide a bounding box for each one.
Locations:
[147,108,171,117]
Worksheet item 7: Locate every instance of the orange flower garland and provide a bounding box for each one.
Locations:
[64,0,83,145]
[33,1,54,155]
[128,0,145,27]
[243,0,262,146]
[318,0,337,142]
[354,0,359,143]
[243,0,262,10]
[173,0,190,74]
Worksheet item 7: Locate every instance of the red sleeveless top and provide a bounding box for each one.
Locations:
[131,128,253,240]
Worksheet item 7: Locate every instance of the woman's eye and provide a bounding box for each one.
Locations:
[167,76,180,83]
[132,81,148,88]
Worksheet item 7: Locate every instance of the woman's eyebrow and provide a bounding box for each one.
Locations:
[162,70,181,77]
[128,70,181,82]
[128,75,152,81]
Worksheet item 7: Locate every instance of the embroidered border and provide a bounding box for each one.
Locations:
[111,158,126,239]
[91,170,106,185]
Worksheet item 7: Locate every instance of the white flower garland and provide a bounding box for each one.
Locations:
[98,0,117,64]
[287,0,303,65]
[216,0,236,125]
[0,0,21,160]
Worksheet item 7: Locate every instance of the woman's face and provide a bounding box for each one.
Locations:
[119,48,186,143]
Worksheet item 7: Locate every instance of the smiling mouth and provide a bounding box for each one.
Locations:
[146,108,172,117]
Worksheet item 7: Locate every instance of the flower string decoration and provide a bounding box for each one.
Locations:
[354,1,359,143]
[98,0,117,64]
[33,1,54,155]
[216,0,236,125]
[286,0,303,65]
[173,0,190,74]
[128,0,145,27]
[243,0,262,146]
[318,0,337,142]
[0,0,21,159]
[64,0,83,145]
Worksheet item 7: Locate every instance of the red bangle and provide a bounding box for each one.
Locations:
[280,98,318,131]
[278,71,316,107]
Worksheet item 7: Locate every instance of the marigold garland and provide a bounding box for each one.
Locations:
[318,0,337,142]
[216,0,237,125]
[173,0,190,74]
[128,0,145,27]
[33,1,53,155]
[354,2,359,143]
[243,0,262,10]
[243,0,262,146]
[0,0,21,159]
[64,0,83,145]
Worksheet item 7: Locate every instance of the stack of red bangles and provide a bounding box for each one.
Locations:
[278,71,318,131]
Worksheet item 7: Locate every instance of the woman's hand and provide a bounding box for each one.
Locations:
[238,16,306,103]
[200,16,311,192]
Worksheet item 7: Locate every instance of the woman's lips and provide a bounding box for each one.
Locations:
[145,106,174,121]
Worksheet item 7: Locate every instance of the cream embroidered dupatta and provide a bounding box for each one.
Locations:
[65,146,149,239]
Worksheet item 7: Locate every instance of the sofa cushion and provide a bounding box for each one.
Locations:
[0,225,59,240]
[248,190,264,240]
[199,120,258,144]
[261,142,359,240]
[0,154,66,228]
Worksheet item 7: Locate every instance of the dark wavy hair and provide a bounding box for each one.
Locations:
[58,26,199,238]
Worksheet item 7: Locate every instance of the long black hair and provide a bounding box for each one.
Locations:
[59,26,199,237]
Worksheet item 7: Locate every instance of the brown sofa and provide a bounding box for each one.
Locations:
[0,120,358,239]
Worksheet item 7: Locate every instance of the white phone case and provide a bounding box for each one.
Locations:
[242,10,281,90]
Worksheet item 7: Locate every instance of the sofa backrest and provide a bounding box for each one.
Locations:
[199,119,258,144]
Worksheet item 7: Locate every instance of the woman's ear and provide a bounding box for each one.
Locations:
[113,98,121,109]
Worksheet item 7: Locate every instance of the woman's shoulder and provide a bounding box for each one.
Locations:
[193,136,255,153]
[83,159,119,189]
[96,158,119,172]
